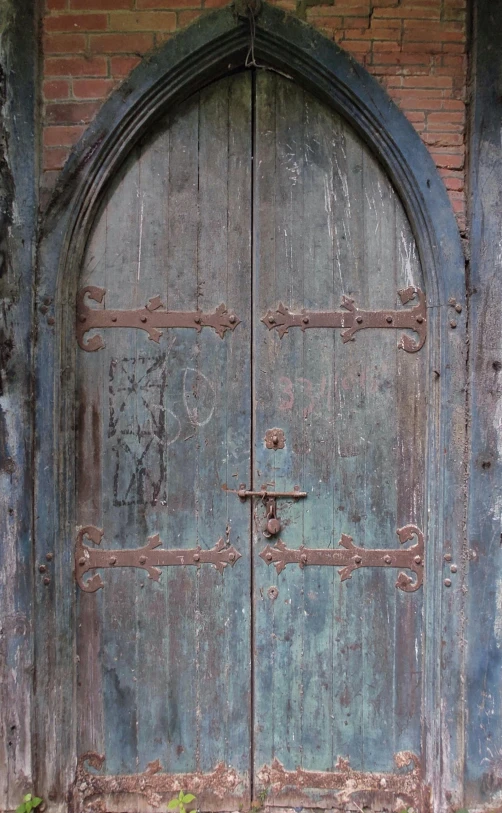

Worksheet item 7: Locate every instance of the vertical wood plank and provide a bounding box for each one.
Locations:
[76,73,252,802]
[253,71,426,793]
[0,1,38,807]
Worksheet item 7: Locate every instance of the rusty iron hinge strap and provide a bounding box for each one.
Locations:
[257,752,428,813]
[260,525,424,592]
[72,753,244,812]
[76,286,241,351]
[75,526,242,592]
[261,286,426,352]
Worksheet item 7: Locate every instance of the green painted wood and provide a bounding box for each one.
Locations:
[34,8,467,803]
[76,73,252,805]
[252,72,426,796]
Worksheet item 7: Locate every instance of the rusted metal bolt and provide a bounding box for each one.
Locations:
[450,564,457,573]
[450,319,457,329]
[79,315,86,323]
[354,555,362,564]
[109,556,117,565]
[111,315,117,322]
[386,315,393,324]
[268,315,275,324]
[268,586,279,600]
[238,488,247,499]
[229,552,235,562]
[356,316,363,324]
[302,316,309,324]
[193,553,200,562]
[39,564,47,573]
[416,315,424,324]
[300,553,308,564]
[47,316,55,326]
[455,304,462,313]
[272,434,279,445]
[78,557,86,566]
[139,555,147,564]
[140,315,147,323]
[444,553,452,562]
[266,552,273,561]
[46,552,53,561]
[229,314,236,324]
[444,578,452,587]
[384,555,392,564]
[43,577,51,586]
[414,556,422,564]
[194,314,201,324]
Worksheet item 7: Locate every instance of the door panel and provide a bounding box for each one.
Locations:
[252,72,425,798]
[75,68,427,811]
[76,72,253,805]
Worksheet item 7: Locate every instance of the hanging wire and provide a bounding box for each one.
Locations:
[243,1,293,78]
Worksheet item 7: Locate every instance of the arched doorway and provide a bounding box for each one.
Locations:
[35,6,465,811]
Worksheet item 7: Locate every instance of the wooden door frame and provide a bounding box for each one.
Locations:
[35,4,466,810]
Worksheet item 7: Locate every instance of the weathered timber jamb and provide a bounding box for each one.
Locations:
[35,4,466,809]
[0,0,39,810]
[465,1,502,808]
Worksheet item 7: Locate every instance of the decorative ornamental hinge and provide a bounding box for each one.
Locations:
[75,526,242,592]
[76,286,240,351]
[260,525,424,592]
[261,287,426,352]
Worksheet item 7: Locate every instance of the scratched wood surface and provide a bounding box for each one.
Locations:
[75,68,428,809]
[76,73,252,805]
[252,72,426,794]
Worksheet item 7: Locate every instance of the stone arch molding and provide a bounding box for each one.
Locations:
[35,2,466,808]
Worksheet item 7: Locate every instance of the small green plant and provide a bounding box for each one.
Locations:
[167,790,197,813]
[16,794,43,813]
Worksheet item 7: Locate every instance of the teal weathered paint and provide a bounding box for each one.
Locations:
[31,5,466,810]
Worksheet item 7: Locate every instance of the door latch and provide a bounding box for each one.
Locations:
[231,485,307,538]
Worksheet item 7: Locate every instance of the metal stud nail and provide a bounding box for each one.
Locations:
[384,555,392,564]
[386,315,393,324]
[139,555,146,564]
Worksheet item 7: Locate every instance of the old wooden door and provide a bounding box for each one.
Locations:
[74,70,427,811]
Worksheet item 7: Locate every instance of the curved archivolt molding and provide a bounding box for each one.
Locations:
[40,0,463,306]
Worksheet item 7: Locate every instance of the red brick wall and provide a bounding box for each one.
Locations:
[42,0,467,231]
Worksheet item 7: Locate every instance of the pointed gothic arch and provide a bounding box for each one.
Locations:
[35,5,466,809]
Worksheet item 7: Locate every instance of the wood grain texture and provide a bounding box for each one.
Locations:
[465,1,502,806]
[0,1,38,809]
[76,73,252,805]
[252,72,426,795]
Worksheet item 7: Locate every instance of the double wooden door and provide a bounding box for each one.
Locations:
[75,70,427,811]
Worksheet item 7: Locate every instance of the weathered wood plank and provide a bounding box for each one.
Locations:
[0,1,37,808]
[76,72,252,804]
[466,1,502,806]
[253,71,426,796]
